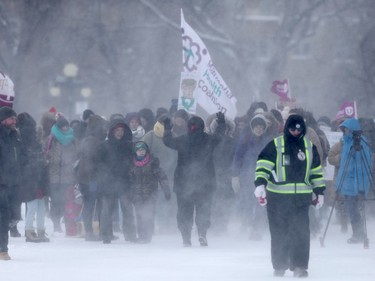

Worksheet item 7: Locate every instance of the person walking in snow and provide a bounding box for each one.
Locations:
[254,114,325,277]
[163,112,225,247]
[75,115,107,241]
[97,118,136,244]
[18,112,50,243]
[45,114,79,236]
[129,141,171,243]
[0,106,21,260]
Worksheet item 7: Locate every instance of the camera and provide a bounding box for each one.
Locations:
[352,130,362,150]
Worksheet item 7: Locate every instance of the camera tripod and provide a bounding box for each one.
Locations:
[319,135,374,249]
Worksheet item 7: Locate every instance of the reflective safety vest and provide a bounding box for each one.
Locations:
[256,136,325,194]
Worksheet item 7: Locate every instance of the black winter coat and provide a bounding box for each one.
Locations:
[0,125,20,188]
[19,132,49,202]
[129,155,170,202]
[163,116,222,196]
[97,119,133,196]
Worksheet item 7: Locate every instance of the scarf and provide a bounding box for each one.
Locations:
[51,124,75,146]
[133,153,150,167]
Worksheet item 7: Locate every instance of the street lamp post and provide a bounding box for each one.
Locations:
[49,63,91,120]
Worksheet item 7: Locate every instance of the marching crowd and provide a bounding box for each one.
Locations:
[0,97,374,277]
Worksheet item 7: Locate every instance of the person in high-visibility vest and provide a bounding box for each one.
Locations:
[254,114,325,278]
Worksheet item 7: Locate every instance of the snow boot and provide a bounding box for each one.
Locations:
[85,232,100,242]
[273,269,286,277]
[25,230,42,243]
[347,236,363,244]
[0,252,11,261]
[37,229,50,242]
[293,267,308,278]
[181,232,192,247]
[198,235,208,247]
[10,225,21,237]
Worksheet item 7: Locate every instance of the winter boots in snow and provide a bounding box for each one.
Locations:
[293,267,308,278]
[181,232,192,247]
[25,229,40,242]
[198,236,208,247]
[0,252,11,261]
[273,270,285,277]
[10,225,21,237]
[37,229,50,242]
[25,229,50,243]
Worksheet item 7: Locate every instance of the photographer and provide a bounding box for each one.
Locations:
[337,118,372,244]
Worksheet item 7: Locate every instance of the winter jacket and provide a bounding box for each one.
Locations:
[328,141,342,180]
[0,125,20,188]
[18,118,49,202]
[76,116,107,185]
[255,114,325,200]
[97,119,133,196]
[45,128,78,185]
[163,116,223,196]
[130,153,170,202]
[142,129,177,182]
[206,115,236,198]
[232,114,276,181]
[336,118,372,196]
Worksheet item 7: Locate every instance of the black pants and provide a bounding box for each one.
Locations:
[267,192,310,271]
[100,191,136,241]
[133,196,156,242]
[0,187,11,252]
[80,183,98,234]
[176,191,212,240]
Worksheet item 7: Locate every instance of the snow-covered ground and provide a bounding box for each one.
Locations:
[2,209,375,281]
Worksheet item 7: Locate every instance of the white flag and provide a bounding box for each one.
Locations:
[179,10,237,120]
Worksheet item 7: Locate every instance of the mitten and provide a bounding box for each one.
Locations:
[254,185,267,206]
[312,193,324,209]
[216,112,225,124]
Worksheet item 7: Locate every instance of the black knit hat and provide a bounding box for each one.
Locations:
[17,112,36,129]
[82,109,95,121]
[56,116,69,129]
[0,106,16,122]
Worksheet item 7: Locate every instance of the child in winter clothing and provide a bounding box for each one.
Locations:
[130,141,171,243]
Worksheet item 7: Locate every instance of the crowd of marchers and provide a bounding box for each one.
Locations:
[0,100,374,275]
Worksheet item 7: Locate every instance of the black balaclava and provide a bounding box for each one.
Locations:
[187,116,205,144]
[284,114,306,141]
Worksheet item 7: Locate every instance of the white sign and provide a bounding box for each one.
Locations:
[180,10,237,120]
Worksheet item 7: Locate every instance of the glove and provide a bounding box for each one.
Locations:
[231,177,240,193]
[312,193,324,210]
[216,112,225,125]
[164,189,171,201]
[254,185,267,206]
[163,118,173,131]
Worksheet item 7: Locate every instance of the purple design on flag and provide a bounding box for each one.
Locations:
[271,80,289,101]
[335,101,356,121]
